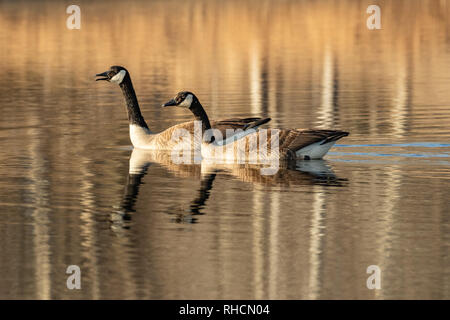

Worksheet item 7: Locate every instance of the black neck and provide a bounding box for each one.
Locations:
[189,100,214,143]
[119,77,149,129]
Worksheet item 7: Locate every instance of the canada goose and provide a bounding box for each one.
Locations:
[96,66,271,150]
[162,92,349,160]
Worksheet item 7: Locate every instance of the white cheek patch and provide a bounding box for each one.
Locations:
[110,70,126,84]
[179,94,193,108]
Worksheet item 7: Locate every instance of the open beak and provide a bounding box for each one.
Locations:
[161,99,178,107]
[95,71,110,81]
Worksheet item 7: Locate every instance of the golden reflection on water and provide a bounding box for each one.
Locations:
[0,0,449,299]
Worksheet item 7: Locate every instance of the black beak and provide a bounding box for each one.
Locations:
[95,71,109,81]
[161,99,178,107]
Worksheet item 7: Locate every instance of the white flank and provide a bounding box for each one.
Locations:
[295,140,336,159]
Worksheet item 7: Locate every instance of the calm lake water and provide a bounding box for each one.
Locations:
[0,0,449,299]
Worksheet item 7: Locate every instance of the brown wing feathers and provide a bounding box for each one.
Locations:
[211,117,271,130]
[278,129,349,155]
[209,117,271,140]
[242,117,271,130]
[157,119,348,158]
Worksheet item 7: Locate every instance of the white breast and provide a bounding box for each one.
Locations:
[129,124,152,148]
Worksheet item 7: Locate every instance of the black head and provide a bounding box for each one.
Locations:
[161,91,198,108]
[95,66,129,84]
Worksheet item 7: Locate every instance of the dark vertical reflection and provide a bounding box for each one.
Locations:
[332,55,340,125]
[168,172,218,224]
[114,152,218,226]
[118,167,150,222]
[260,55,270,116]
[189,173,217,215]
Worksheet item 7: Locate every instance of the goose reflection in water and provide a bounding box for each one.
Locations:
[111,148,347,228]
